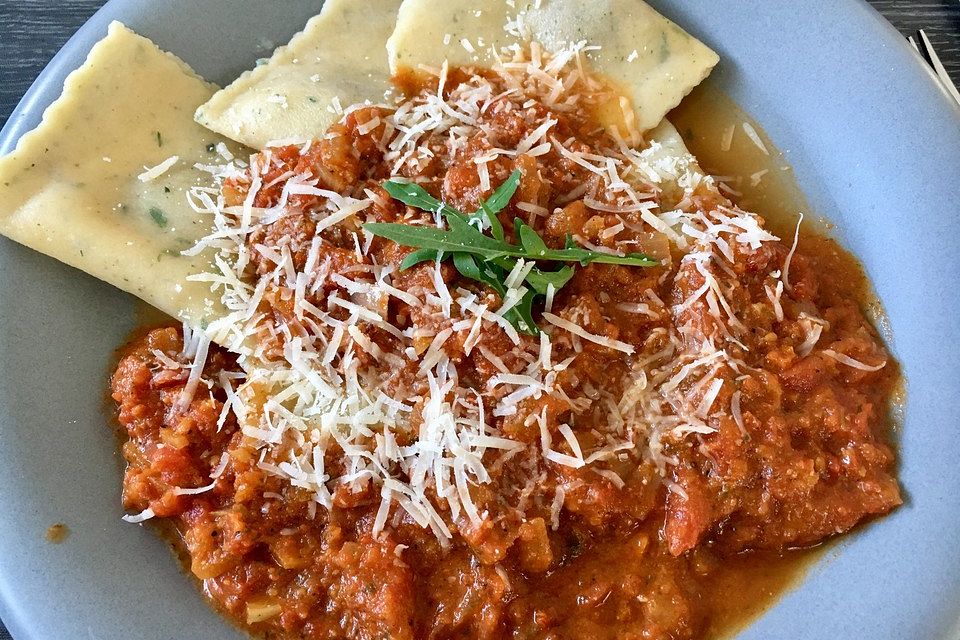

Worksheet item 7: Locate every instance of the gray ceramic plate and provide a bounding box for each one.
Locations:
[1,1,959,639]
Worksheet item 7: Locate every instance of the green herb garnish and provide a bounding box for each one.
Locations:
[364,170,657,334]
[155,131,163,147]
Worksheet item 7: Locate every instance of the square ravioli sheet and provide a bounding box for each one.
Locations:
[194,0,403,150]
[387,0,719,133]
[0,21,244,328]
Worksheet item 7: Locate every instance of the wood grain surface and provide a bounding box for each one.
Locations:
[0,1,956,639]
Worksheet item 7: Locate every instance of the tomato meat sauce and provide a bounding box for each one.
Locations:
[111,62,900,639]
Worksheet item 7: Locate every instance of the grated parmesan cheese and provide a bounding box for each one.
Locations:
[137,155,179,182]
[121,507,155,524]
[542,313,634,354]
[741,122,769,155]
[822,349,886,372]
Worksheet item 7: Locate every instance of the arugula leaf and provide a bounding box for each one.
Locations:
[452,253,503,295]
[516,218,549,256]
[370,171,657,335]
[384,170,520,241]
[400,248,441,271]
[365,222,656,267]
[442,210,509,251]
[524,264,575,295]
[363,223,510,258]
[451,253,540,335]
[484,169,522,216]
[475,169,520,241]
[383,181,459,220]
[474,201,505,241]
[511,288,539,335]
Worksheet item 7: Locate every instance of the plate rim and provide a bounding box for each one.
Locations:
[1,1,959,639]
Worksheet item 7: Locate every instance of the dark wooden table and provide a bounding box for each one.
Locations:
[0,1,957,638]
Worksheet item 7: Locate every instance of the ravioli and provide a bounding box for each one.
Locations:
[387,0,719,133]
[194,0,403,150]
[638,119,709,208]
[0,21,242,328]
